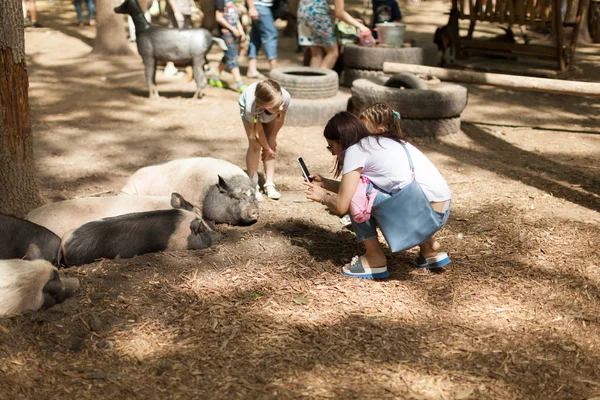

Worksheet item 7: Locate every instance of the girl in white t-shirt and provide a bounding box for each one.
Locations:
[304,106,451,279]
[239,80,291,200]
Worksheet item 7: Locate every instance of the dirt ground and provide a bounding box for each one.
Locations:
[1,0,600,398]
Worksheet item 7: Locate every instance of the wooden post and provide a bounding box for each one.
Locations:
[382,62,600,97]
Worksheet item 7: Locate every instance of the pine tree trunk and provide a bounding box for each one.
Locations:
[92,0,133,55]
[0,0,41,217]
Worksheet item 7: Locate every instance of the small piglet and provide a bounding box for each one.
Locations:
[27,193,194,237]
[0,244,79,316]
[121,157,260,226]
[0,213,61,265]
[60,209,215,266]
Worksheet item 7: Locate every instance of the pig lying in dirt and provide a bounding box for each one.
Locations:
[121,157,260,226]
[0,245,79,316]
[60,209,216,266]
[27,193,194,237]
[0,213,61,265]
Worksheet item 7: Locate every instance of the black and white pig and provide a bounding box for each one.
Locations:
[0,213,61,265]
[27,193,195,237]
[121,157,260,226]
[0,244,79,316]
[60,209,215,266]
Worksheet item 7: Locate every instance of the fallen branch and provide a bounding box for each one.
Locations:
[382,62,600,97]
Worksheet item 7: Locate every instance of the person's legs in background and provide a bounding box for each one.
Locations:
[73,0,84,26]
[246,14,263,78]
[320,43,339,69]
[86,0,96,26]
[308,46,324,67]
[257,4,278,71]
[27,0,42,27]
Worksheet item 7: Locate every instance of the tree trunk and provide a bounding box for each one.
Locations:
[93,0,133,55]
[0,0,40,217]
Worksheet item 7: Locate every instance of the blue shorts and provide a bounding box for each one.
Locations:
[221,31,240,70]
[350,183,451,242]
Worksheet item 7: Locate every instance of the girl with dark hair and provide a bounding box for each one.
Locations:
[304,105,451,279]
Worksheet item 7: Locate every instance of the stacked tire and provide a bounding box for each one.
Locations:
[351,73,468,137]
[270,66,351,127]
[342,41,439,88]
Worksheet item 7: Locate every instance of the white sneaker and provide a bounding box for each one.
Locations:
[163,65,183,78]
[264,183,281,200]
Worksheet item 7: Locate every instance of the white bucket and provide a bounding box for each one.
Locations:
[376,22,407,47]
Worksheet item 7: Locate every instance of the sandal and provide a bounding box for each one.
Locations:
[342,256,389,279]
[264,183,281,200]
[413,252,451,269]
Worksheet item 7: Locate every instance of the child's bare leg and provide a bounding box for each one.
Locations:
[343,237,387,271]
[419,236,441,259]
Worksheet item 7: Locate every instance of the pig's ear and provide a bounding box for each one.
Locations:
[25,243,43,261]
[171,192,194,211]
[190,218,209,234]
[217,175,230,193]
[250,173,259,187]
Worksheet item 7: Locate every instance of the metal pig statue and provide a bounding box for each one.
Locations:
[114,0,228,99]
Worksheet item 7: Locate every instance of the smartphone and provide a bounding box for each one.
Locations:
[297,157,313,182]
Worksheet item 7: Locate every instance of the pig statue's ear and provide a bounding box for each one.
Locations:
[250,173,259,187]
[25,243,43,261]
[171,192,194,211]
[217,175,229,193]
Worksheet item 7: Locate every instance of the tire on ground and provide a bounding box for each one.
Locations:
[343,42,439,71]
[342,68,388,88]
[384,73,428,90]
[285,89,352,127]
[400,117,461,137]
[270,66,339,99]
[351,78,468,119]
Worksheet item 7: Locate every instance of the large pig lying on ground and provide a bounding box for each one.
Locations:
[0,213,61,265]
[27,193,195,237]
[0,245,79,316]
[121,157,260,226]
[60,209,215,266]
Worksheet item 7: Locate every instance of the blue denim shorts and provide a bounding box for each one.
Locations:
[221,31,240,70]
[350,183,451,242]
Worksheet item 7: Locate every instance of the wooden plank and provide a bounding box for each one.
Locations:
[382,62,600,97]
[539,0,548,28]
[508,0,515,24]
[553,0,566,70]
[460,39,558,55]
[527,0,535,24]
[498,0,506,23]
[517,0,526,25]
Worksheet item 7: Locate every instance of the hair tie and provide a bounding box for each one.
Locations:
[393,111,401,119]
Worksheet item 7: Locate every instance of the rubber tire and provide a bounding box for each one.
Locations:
[401,117,461,137]
[351,78,468,119]
[384,73,428,90]
[269,66,339,99]
[285,89,352,127]
[342,68,388,88]
[343,42,439,71]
